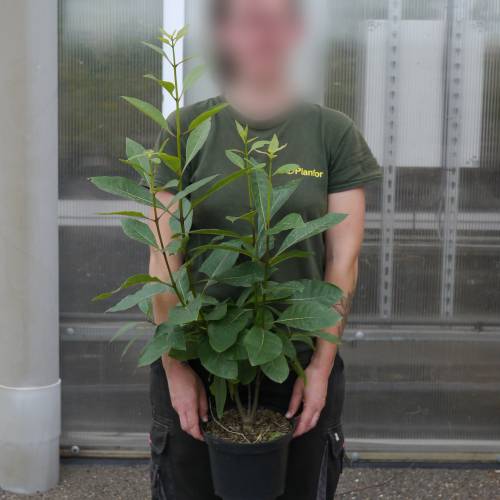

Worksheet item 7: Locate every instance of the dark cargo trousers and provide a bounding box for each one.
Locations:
[149,352,345,500]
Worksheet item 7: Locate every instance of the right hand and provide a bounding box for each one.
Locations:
[163,357,208,441]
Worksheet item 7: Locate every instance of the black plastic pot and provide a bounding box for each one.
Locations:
[204,428,293,500]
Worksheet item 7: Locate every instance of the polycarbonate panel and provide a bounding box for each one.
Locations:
[326,0,500,445]
[58,0,163,446]
[58,0,500,451]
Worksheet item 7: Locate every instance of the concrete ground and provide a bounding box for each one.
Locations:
[1,462,500,500]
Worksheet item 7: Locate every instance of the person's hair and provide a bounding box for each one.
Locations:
[209,0,301,81]
[211,0,301,25]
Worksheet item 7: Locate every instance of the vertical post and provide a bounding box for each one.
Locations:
[440,0,464,318]
[380,0,402,318]
[162,0,185,116]
[0,0,60,494]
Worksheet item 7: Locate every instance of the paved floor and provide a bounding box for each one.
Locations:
[1,463,499,499]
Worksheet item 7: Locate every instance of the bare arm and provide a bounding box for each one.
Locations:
[288,187,366,436]
[149,191,208,441]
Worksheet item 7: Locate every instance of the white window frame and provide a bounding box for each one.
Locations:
[162,0,185,116]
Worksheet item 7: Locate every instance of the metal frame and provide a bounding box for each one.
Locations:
[379,0,402,318]
[440,0,466,318]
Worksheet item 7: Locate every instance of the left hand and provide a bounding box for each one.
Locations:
[286,362,331,437]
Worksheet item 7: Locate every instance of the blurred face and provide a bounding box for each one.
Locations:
[216,0,302,84]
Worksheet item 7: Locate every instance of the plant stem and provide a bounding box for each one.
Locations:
[250,370,262,422]
[234,389,247,429]
[150,175,185,306]
[171,42,198,298]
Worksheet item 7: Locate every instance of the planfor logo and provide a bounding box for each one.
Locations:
[285,166,324,178]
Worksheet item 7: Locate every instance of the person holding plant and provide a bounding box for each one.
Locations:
[142,1,382,499]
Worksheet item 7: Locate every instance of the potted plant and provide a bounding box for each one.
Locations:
[91,27,344,500]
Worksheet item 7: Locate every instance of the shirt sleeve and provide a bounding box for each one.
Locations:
[328,122,382,194]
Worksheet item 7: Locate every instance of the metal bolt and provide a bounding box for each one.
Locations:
[355,331,365,340]
[71,445,80,455]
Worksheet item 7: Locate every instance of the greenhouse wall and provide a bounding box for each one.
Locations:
[58,0,500,457]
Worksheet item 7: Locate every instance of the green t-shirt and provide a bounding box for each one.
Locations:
[158,96,381,300]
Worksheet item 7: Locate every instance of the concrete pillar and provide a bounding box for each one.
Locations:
[0,0,60,494]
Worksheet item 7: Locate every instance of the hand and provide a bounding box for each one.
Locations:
[163,358,208,441]
[286,362,330,438]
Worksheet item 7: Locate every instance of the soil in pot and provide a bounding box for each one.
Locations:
[205,408,292,444]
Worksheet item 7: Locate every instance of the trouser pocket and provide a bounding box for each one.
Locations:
[315,426,345,500]
[327,428,345,478]
[150,419,175,500]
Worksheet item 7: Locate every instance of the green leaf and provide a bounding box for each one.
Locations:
[277,212,348,255]
[276,303,342,331]
[172,266,191,303]
[190,228,248,240]
[122,96,168,129]
[235,121,248,141]
[93,274,163,301]
[109,322,141,343]
[138,334,169,366]
[226,332,249,361]
[225,150,245,169]
[270,179,301,219]
[216,261,265,287]
[185,118,211,167]
[183,64,205,93]
[268,134,280,155]
[137,324,185,367]
[139,298,154,320]
[269,249,313,267]
[192,169,250,209]
[261,355,289,383]
[251,169,270,228]
[98,211,147,219]
[275,330,297,359]
[121,219,157,247]
[236,288,253,307]
[156,323,187,351]
[199,241,242,283]
[243,327,283,366]
[141,41,168,59]
[174,25,189,41]
[269,213,304,235]
[89,176,167,210]
[226,210,256,224]
[249,140,270,153]
[208,309,252,353]
[190,243,253,260]
[210,377,227,419]
[290,333,315,350]
[168,175,218,209]
[306,331,341,345]
[238,361,257,385]
[157,152,181,175]
[263,281,304,302]
[287,280,343,307]
[273,163,300,176]
[188,103,228,131]
[108,283,170,313]
[144,75,175,96]
[205,302,228,321]
[126,138,150,177]
[168,296,202,325]
[199,339,238,379]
